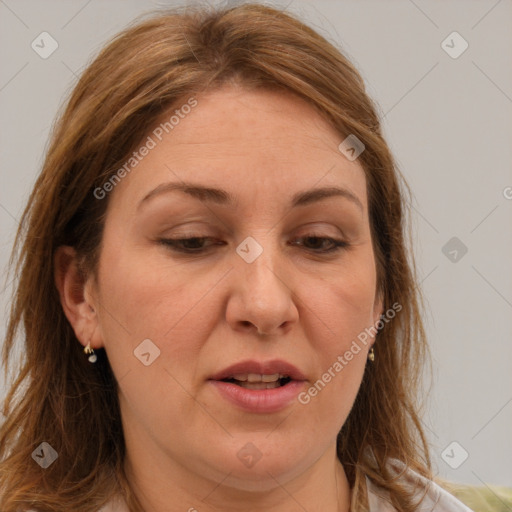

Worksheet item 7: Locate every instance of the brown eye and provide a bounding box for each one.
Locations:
[291,235,349,254]
[158,236,223,253]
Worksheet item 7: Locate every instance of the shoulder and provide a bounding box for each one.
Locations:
[366,459,475,511]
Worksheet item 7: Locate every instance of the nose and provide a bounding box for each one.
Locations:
[225,238,299,338]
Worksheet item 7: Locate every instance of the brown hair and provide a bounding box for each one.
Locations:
[0,3,432,511]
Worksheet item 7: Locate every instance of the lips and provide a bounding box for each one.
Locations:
[222,373,291,390]
[209,359,307,383]
[208,360,307,413]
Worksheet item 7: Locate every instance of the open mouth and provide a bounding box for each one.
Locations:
[210,362,306,412]
[222,373,293,390]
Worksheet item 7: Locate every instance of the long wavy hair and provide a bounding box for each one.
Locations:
[0,3,432,511]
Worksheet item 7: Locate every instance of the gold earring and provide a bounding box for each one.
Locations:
[368,346,375,362]
[84,342,97,363]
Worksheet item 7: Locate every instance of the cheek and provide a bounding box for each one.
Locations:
[293,253,377,414]
[96,236,229,378]
[305,255,378,354]
[95,250,217,428]
[97,222,192,335]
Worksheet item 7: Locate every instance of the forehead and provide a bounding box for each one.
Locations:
[107,86,368,214]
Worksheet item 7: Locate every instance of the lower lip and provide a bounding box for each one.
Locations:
[209,380,306,413]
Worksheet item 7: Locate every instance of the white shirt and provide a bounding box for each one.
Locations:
[366,459,474,511]
[100,460,474,512]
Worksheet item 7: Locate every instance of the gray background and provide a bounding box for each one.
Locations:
[1,0,511,489]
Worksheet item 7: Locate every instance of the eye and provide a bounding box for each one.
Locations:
[157,234,349,255]
[158,236,223,253]
[290,235,349,254]
[294,235,348,253]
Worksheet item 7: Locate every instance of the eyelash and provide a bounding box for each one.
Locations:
[157,235,349,255]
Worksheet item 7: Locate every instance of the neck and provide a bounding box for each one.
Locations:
[124,444,351,512]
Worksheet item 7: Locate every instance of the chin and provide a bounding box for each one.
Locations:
[208,447,312,492]
[221,466,301,493]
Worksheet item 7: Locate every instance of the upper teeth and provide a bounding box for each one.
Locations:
[232,373,285,382]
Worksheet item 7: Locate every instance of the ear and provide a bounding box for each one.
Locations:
[372,289,384,329]
[54,246,102,349]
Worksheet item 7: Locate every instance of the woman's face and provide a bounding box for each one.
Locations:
[85,85,382,493]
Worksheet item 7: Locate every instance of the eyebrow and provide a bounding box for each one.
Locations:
[138,181,363,212]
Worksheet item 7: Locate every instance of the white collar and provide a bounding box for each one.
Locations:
[367,458,473,511]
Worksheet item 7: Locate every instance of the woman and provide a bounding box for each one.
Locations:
[0,3,474,511]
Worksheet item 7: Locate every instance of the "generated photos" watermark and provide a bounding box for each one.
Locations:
[93,97,198,200]
[298,302,402,404]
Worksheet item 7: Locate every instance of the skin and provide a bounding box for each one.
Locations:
[55,85,383,512]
